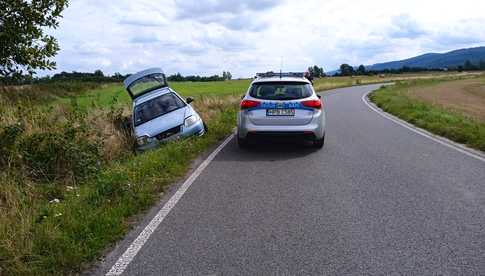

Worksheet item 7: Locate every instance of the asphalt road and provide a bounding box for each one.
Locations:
[103,84,485,275]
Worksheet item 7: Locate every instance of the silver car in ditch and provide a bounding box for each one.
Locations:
[237,72,326,148]
[124,68,206,151]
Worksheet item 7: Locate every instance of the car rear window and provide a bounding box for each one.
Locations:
[134,93,185,126]
[128,73,167,98]
[249,82,313,100]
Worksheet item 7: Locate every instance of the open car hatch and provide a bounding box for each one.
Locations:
[123,68,168,100]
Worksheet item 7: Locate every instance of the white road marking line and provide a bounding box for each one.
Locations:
[106,134,235,275]
[362,91,485,163]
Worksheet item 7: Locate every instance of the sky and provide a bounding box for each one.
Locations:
[46,0,485,78]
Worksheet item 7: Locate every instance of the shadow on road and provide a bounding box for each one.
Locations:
[215,137,321,162]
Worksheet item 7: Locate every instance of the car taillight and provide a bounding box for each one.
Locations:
[302,99,322,109]
[240,99,261,109]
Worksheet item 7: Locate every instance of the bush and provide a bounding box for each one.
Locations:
[19,126,101,182]
[0,123,24,166]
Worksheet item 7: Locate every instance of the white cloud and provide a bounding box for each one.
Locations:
[388,14,426,39]
[44,0,485,77]
[74,42,112,56]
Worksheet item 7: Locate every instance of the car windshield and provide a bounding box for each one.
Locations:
[249,82,313,100]
[128,73,167,97]
[134,92,185,126]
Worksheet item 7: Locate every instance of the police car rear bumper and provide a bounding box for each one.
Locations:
[237,119,325,140]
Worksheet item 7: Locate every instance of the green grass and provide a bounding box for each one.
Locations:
[69,79,252,109]
[0,81,109,106]
[67,72,475,110]
[369,80,485,152]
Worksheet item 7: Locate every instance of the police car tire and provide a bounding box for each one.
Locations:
[237,137,249,148]
[313,136,325,149]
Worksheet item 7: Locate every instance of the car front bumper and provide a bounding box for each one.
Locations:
[136,120,205,151]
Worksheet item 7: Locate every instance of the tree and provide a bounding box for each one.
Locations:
[340,64,354,76]
[319,66,326,77]
[307,66,314,77]
[312,66,320,77]
[222,71,232,80]
[313,65,325,77]
[113,72,123,81]
[357,65,366,75]
[463,60,476,71]
[479,59,485,70]
[0,0,69,82]
[94,69,104,77]
[308,65,325,78]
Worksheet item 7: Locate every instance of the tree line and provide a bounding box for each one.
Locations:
[455,60,485,71]
[307,65,326,78]
[1,70,128,85]
[1,70,236,85]
[166,71,232,82]
[335,59,485,76]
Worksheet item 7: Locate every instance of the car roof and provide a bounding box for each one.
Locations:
[133,86,172,106]
[251,76,311,84]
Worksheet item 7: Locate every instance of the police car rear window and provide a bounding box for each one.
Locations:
[249,82,313,100]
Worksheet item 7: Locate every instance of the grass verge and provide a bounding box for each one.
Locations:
[369,80,485,152]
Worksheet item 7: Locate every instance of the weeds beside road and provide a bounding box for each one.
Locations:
[370,77,485,152]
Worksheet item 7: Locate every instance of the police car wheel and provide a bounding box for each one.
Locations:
[237,137,249,148]
[313,137,325,149]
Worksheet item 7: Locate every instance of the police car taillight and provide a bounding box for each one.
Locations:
[240,100,261,109]
[302,99,322,109]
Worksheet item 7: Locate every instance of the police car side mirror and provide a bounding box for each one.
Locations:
[241,94,245,100]
[317,95,322,99]
[186,97,194,104]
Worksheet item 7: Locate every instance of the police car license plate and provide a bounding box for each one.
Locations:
[266,109,295,116]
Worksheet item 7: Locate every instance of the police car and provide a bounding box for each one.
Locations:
[237,72,326,148]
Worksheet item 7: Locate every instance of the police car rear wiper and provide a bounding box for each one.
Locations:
[275,97,298,100]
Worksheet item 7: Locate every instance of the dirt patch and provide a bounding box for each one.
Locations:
[407,78,485,122]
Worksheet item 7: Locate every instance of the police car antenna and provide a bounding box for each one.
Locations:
[280,56,283,78]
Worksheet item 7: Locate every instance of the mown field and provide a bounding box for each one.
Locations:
[406,77,485,122]
[57,71,480,109]
[370,75,485,152]
[0,72,479,275]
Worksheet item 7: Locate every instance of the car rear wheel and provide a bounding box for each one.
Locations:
[237,136,249,148]
[313,135,325,149]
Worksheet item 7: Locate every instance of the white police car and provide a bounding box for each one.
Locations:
[237,72,326,148]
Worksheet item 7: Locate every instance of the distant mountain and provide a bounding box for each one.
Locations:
[367,46,485,71]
